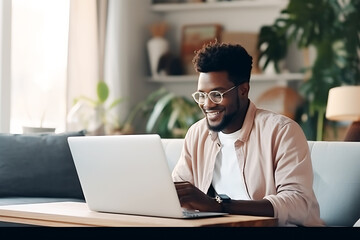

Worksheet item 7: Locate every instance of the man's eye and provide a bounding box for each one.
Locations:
[198,94,205,99]
[211,92,221,98]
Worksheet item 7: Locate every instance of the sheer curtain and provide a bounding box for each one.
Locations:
[66,0,110,132]
[66,0,107,121]
[103,0,129,130]
[0,0,11,133]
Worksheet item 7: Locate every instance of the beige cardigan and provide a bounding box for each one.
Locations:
[172,101,324,226]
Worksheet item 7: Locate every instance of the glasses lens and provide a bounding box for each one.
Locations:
[209,91,222,104]
[193,92,206,104]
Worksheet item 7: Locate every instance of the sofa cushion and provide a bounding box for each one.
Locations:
[0,131,85,199]
[161,138,184,171]
[309,141,360,226]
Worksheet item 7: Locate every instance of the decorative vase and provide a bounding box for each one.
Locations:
[147,36,169,77]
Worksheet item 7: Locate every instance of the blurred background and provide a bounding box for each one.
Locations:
[0,0,359,140]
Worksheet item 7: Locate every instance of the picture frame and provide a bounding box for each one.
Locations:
[181,24,222,74]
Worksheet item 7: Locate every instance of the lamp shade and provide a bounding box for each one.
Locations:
[326,86,360,121]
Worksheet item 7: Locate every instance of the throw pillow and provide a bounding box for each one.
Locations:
[0,130,86,199]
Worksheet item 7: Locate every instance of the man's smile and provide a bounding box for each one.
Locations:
[204,109,224,122]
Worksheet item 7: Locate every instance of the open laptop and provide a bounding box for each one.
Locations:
[67,134,227,219]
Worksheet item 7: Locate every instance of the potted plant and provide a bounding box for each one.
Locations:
[120,88,203,138]
[22,108,56,133]
[67,81,123,135]
[257,0,360,140]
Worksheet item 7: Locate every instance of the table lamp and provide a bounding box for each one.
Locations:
[326,86,360,141]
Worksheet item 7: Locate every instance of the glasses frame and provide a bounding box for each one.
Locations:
[192,85,238,104]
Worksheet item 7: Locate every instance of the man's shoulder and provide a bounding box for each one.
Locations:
[255,108,296,127]
[254,108,307,143]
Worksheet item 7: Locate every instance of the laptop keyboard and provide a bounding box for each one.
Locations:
[182,209,201,218]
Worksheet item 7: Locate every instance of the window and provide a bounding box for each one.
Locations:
[10,0,70,133]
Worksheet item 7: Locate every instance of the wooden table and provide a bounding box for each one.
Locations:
[0,202,277,227]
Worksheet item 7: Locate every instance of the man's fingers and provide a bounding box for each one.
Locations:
[174,181,192,190]
[175,185,192,198]
[178,196,195,210]
[174,181,191,186]
[174,181,197,200]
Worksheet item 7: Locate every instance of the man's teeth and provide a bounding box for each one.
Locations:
[206,111,220,116]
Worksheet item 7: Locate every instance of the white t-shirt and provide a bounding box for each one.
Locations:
[212,130,250,200]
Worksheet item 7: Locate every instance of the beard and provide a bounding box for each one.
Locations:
[204,96,241,132]
[206,110,237,132]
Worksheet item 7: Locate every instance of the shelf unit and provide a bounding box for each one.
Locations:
[149,0,299,87]
[148,0,303,104]
[152,0,288,12]
[149,72,304,85]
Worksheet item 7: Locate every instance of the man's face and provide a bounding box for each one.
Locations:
[196,71,249,134]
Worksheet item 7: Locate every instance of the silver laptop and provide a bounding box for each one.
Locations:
[67,134,227,219]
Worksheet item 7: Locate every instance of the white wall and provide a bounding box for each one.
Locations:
[105,0,164,124]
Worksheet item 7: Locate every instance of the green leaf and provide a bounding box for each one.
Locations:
[167,107,180,131]
[108,98,123,110]
[97,81,109,103]
[146,92,175,133]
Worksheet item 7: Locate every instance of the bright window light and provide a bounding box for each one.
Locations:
[10,0,70,133]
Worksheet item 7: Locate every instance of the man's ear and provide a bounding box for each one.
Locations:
[238,82,250,96]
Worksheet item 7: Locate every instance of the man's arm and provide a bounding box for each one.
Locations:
[175,181,274,217]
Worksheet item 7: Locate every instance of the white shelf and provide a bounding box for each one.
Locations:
[152,0,287,12]
[149,72,304,84]
[149,75,198,82]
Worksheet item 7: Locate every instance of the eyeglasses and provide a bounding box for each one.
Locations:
[192,85,238,104]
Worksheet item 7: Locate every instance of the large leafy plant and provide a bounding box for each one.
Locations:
[121,88,203,138]
[258,0,360,140]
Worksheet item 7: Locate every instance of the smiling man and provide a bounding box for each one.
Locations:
[171,41,324,227]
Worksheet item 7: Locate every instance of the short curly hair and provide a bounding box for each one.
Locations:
[192,40,253,86]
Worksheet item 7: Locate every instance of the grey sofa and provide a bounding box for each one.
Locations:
[0,131,86,226]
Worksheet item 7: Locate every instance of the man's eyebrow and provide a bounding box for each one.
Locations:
[198,87,228,92]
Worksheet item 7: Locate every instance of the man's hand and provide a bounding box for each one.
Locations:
[174,181,274,217]
[174,181,222,212]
